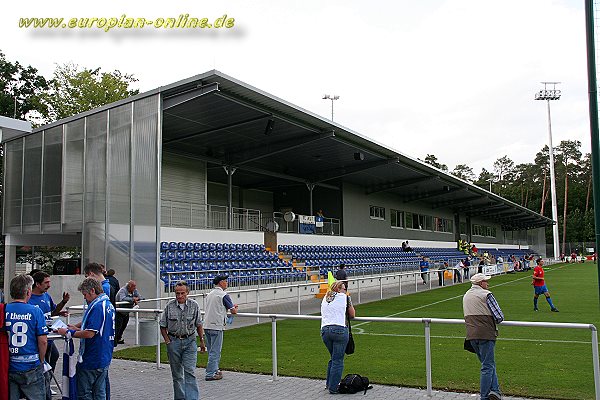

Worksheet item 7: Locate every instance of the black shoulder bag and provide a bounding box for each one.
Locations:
[345,296,355,355]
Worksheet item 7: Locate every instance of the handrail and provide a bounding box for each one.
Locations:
[230,312,600,399]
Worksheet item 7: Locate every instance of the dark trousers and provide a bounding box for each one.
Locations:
[115,312,130,342]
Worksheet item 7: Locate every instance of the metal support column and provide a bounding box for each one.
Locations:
[223,166,237,229]
[306,182,315,215]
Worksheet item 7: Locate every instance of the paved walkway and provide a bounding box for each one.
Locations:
[105,358,541,400]
[55,275,547,399]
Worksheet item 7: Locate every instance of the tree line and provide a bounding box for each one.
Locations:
[0,50,594,250]
[423,145,594,252]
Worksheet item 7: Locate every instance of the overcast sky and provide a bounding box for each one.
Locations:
[1,0,591,176]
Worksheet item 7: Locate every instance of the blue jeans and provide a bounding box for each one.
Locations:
[8,364,46,400]
[204,329,224,378]
[321,325,349,393]
[470,339,500,400]
[166,335,199,400]
[76,365,109,400]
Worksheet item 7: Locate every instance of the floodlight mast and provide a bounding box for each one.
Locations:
[535,82,561,260]
[322,94,340,121]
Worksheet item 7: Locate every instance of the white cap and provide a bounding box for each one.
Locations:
[470,273,491,284]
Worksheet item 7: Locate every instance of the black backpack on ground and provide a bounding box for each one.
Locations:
[338,374,373,394]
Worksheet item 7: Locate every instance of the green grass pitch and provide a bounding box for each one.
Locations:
[115,262,600,399]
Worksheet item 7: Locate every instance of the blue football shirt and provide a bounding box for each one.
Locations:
[5,301,48,372]
[28,292,56,321]
[80,295,115,370]
[101,279,111,297]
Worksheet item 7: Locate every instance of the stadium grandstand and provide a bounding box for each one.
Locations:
[0,71,552,300]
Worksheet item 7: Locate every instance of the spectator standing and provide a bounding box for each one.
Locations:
[463,257,471,280]
[204,275,238,381]
[463,273,504,400]
[57,278,115,400]
[320,281,355,394]
[114,280,144,346]
[334,264,348,289]
[5,274,48,400]
[419,257,429,285]
[532,258,559,312]
[105,270,120,301]
[160,281,205,400]
[83,262,111,298]
[29,272,70,399]
[453,260,464,283]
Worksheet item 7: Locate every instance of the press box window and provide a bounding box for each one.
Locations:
[370,205,385,220]
[391,209,403,228]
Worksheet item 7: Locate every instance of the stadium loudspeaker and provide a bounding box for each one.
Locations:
[264,119,275,135]
[354,152,365,161]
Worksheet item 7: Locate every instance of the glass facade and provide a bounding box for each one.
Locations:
[3,94,160,298]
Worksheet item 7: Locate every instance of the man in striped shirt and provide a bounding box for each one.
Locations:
[463,273,504,400]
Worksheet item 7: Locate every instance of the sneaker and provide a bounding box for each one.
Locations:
[551,308,559,312]
[50,389,58,395]
[534,307,539,311]
[488,391,502,400]
[205,374,223,381]
[117,339,125,344]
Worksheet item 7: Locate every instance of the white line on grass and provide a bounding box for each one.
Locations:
[352,264,567,332]
[353,331,591,344]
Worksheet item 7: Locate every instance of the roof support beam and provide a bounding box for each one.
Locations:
[403,187,465,203]
[310,158,399,184]
[162,82,220,110]
[431,195,482,209]
[366,176,438,195]
[214,91,322,134]
[165,150,339,190]
[163,114,271,145]
[230,132,335,166]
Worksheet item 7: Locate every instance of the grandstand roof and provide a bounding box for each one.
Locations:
[30,70,552,230]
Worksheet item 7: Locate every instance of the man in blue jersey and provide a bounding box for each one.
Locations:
[58,278,115,400]
[5,274,48,400]
[84,263,111,298]
[29,271,70,399]
[419,256,429,285]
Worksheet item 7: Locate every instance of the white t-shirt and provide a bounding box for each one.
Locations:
[320,292,348,328]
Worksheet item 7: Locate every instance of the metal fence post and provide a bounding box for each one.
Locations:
[591,326,600,400]
[297,285,301,314]
[135,312,140,345]
[379,277,383,300]
[271,316,278,381]
[156,312,161,369]
[424,319,432,397]
[357,279,361,304]
[399,273,402,296]
[257,288,260,324]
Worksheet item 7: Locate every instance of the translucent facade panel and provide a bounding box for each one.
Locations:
[4,139,23,233]
[42,126,63,231]
[106,104,132,273]
[22,134,42,232]
[63,119,84,231]
[131,95,159,298]
[83,112,107,266]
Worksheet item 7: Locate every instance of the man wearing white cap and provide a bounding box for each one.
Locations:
[463,273,504,400]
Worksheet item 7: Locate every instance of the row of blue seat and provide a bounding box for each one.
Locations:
[304,258,419,267]
[278,244,417,254]
[160,269,305,288]
[161,241,266,252]
[160,250,279,262]
[160,259,291,272]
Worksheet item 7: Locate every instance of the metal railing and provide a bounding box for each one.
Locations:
[230,312,600,399]
[268,212,341,235]
[160,200,262,231]
[151,267,483,321]
[66,306,164,369]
